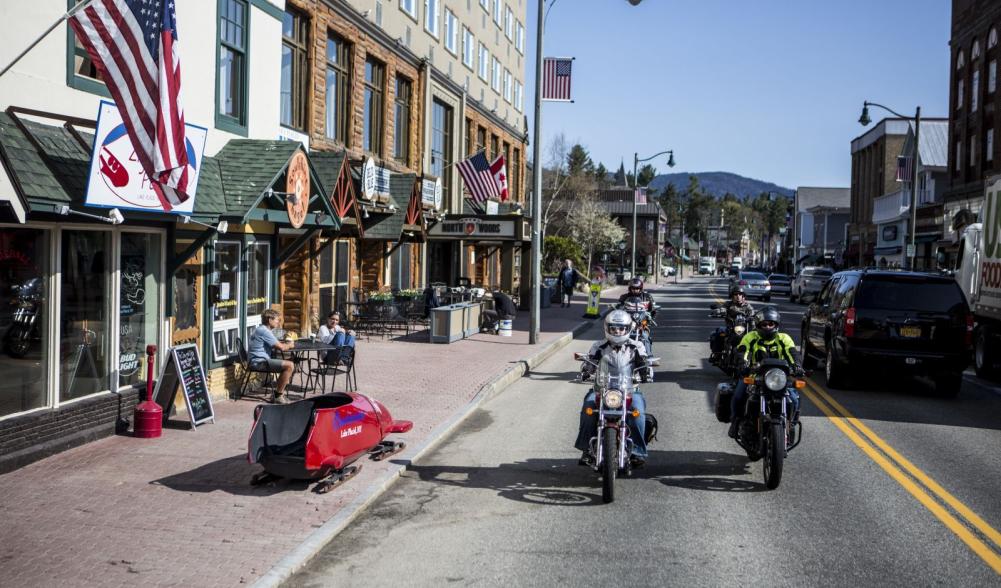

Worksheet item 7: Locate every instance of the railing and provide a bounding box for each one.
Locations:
[872,189,910,224]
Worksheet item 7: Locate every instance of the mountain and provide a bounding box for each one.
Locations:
[647,171,794,200]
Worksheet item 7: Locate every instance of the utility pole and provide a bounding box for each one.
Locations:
[528,0,544,344]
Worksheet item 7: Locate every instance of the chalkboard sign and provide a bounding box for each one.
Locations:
[152,344,215,429]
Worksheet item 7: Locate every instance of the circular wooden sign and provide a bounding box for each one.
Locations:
[286,151,310,229]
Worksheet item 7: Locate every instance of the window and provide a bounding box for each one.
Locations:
[957,79,964,110]
[478,43,489,80]
[444,9,458,54]
[212,241,241,361]
[514,79,523,111]
[480,0,488,9]
[957,50,965,70]
[503,69,512,102]
[0,228,49,415]
[476,126,486,153]
[490,134,499,160]
[431,99,454,202]
[218,0,248,131]
[956,141,962,172]
[989,129,995,163]
[363,58,386,155]
[973,69,980,112]
[493,0,502,26]
[60,230,114,401]
[516,21,524,53]
[973,39,982,60]
[425,0,439,37]
[400,0,416,17]
[281,9,309,131]
[390,243,413,289]
[394,76,412,163]
[119,233,162,390]
[504,5,513,39]
[462,27,475,69]
[991,27,999,49]
[972,135,978,167]
[491,56,501,91]
[325,33,352,143]
[512,148,521,201]
[244,242,270,342]
[990,60,997,94]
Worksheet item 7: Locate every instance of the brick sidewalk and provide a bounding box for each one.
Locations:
[0,285,640,587]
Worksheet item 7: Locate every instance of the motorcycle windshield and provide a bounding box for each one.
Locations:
[596,353,634,392]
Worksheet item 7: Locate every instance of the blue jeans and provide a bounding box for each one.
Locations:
[574,390,647,458]
[324,332,356,364]
[731,381,801,423]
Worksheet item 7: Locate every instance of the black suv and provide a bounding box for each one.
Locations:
[800,270,972,396]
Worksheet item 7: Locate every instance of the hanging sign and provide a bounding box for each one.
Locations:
[151,344,215,429]
[429,217,515,238]
[286,150,310,229]
[422,176,442,208]
[84,101,207,214]
[485,200,499,215]
[362,157,392,201]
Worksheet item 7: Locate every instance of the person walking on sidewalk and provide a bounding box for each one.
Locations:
[249,309,295,403]
[559,259,588,308]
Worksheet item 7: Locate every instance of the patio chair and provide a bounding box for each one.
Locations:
[312,346,357,392]
[307,345,345,395]
[236,337,277,401]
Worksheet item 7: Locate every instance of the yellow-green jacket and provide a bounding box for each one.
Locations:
[737,331,798,366]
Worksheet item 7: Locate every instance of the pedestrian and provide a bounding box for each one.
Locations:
[481,290,518,333]
[248,309,296,403]
[558,259,584,308]
[316,311,356,363]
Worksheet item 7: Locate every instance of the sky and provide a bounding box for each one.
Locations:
[525,0,952,190]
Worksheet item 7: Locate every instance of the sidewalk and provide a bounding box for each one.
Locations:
[0,285,637,587]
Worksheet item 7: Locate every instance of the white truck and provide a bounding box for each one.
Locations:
[698,257,716,275]
[951,175,1001,377]
[730,256,743,270]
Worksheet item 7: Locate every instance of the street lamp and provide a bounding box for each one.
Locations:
[617,240,627,276]
[631,150,675,278]
[859,100,921,270]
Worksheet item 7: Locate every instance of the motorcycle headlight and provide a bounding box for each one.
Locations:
[764,368,787,391]
[734,325,745,335]
[603,389,624,409]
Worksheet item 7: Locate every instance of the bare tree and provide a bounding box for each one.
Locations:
[567,191,626,281]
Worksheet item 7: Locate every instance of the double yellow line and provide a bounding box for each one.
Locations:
[804,381,1001,574]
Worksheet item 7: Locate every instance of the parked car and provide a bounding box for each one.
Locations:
[730,270,772,301]
[662,266,677,277]
[800,270,972,396]
[790,267,833,303]
[768,273,792,296]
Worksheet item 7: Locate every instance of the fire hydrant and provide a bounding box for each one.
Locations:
[133,344,162,438]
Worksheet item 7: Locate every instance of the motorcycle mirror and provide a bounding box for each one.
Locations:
[573,352,585,361]
[709,303,720,310]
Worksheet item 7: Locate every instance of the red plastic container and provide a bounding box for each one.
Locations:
[133,344,162,438]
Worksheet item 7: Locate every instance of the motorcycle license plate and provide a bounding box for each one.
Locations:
[900,326,922,338]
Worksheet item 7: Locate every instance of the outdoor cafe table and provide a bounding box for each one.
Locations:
[278,339,343,395]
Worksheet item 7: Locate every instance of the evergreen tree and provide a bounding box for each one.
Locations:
[637,164,657,187]
[567,144,594,176]
[594,162,609,187]
[614,161,626,185]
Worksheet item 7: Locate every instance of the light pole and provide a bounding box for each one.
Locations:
[617,240,626,278]
[632,150,675,277]
[859,101,921,270]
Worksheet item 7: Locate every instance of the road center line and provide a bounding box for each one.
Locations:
[803,382,1001,574]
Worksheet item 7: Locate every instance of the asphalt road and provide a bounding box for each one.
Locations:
[286,277,1001,587]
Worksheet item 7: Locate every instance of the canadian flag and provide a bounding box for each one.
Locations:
[489,155,510,202]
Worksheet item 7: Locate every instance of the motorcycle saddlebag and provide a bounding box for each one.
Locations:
[644,413,658,443]
[714,383,733,423]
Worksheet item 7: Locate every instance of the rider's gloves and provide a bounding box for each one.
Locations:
[792,366,806,378]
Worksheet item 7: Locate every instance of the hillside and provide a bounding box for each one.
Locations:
[647,171,794,199]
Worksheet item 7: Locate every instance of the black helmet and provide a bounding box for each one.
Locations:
[628,277,644,294]
[756,307,781,340]
[730,285,746,298]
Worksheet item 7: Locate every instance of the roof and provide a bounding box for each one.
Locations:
[213,139,303,215]
[603,200,665,216]
[0,111,92,208]
[360,173,413,240]
[796,187,850,212]
[901,120,949,169]
[309,150,348,194]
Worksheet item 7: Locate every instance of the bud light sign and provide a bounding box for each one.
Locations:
[83,101,207,214]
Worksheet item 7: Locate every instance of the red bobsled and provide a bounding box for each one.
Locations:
[247,392,412,493]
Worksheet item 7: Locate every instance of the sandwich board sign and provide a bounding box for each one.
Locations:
[151,344,215,429]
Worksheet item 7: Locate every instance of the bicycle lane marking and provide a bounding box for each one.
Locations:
[802,380,1001,574]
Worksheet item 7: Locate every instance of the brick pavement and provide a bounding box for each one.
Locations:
[0,285,649,587]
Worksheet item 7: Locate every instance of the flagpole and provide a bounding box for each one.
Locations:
[0,0,90,79]
[529,0,544,345]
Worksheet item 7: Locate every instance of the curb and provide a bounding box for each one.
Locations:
[253,318,602,587]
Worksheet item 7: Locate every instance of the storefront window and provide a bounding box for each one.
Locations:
[119,233,161,389]
[212,241,241,361]
[0,228,49,417]
[391,243,412,289]
[245,242,270,340]
[60,230,112,401]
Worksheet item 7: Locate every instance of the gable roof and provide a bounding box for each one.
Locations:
[0,111,92,209]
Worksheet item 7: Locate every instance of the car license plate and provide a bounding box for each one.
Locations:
[900,326,922,338]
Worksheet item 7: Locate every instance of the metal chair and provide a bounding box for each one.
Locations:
[307,345,344,395]
[236,337,277,401]
[327,346,357,392]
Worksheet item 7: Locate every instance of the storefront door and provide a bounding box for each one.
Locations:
[118,232,162,389]
[60,230,112,401]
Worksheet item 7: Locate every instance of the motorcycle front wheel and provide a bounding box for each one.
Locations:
[601,427,617,503]
[4,327,30,358]
[763,421,785,489]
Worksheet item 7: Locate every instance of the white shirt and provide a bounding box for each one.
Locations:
[317,324,345,344]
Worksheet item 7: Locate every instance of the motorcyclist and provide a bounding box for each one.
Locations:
[618,277,656,318]
[709,285,755,364]
[728,307,803,439]
[575,310,651,467]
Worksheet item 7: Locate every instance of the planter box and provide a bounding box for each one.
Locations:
[430,303,484,343]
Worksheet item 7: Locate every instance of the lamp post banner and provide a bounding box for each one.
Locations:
[85,101,206,214]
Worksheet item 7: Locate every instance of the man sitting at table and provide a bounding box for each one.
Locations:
[317,311,356,363]
[249,309,295,403]
[481,290,517,333]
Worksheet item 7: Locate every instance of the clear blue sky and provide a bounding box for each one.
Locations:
[525,0,951,189]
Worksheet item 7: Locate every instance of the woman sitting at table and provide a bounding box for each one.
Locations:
[317,311,356,363]
[249,309,295,403]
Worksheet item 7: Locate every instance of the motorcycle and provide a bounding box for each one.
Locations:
[708,304,754,379]
[718,358,804,489]
[573,351,659,503]
[4,278,43,359]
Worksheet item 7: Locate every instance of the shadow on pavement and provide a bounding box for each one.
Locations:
[150,454,312,496]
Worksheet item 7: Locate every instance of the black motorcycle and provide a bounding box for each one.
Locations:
[4,278,43,359]
[717,358,803,489]
[708,305,754,378]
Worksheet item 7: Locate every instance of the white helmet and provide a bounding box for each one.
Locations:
[604,309,634,346]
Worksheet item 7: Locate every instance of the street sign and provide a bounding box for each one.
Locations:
[906,244,915,258]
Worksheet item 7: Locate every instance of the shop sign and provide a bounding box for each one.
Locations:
[119,351,140,377]
[429,217,515,238]
[485,200,499,215]
[422,177,442,209]
[286,151,310,229]
[362,158,391,200]
[882,225,899,242]
[84,101,207,215]
[277,126,310,151]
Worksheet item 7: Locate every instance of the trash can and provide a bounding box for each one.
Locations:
[540,285,552,308]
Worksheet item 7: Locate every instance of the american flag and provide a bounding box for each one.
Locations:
[635,188,647,205]
[489,155,509,202]
[70,0,190,211]
[457,151,500,203]
[895,155,913,182]
[542,57,573,102]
